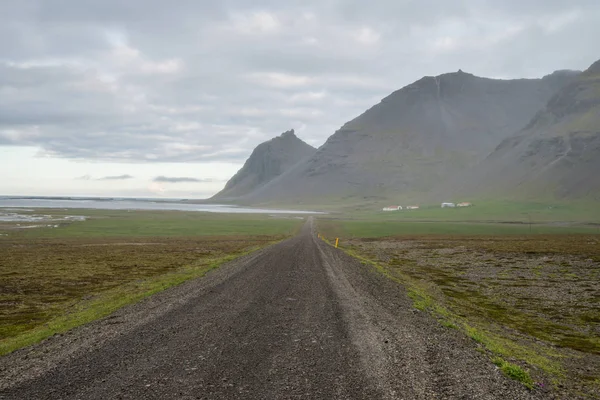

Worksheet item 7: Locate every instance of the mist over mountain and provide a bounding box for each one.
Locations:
[231,69,578,206]
[448,59,600,201]
[211,130,315,200]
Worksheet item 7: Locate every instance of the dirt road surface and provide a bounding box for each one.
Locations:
[0,219,540,399]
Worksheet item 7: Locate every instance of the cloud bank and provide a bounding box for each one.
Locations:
[153,176,211,183]
[98,174,134,180]
[0,1,598,165]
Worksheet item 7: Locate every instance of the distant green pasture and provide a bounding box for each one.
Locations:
[317,218,600,238]
[0,209,304,238]
[340,200,600,224]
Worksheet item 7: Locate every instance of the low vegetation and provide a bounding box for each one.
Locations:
[0,209,303,355]
[339,200,600,225]
[318,216,600,237]
[319,219,600,397]
[492,357,535,389]
[0,208,303,238]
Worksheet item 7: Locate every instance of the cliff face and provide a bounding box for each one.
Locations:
[211,130,316,200]
[238,69,577,205]
[449,60,600,201]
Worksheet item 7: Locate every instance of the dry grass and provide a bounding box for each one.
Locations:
[0,235,281,354]
[340,234,600,397]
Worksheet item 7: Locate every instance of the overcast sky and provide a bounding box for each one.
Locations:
[1,0,598,198]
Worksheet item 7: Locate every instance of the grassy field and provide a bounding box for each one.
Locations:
[318,218,600,397]
[336,200,600,224]
[317,218,600,238]
[0,208,304,238]
[0,209,304,355]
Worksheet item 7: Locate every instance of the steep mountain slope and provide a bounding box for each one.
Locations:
[239,70,578,205]
[212,130,316,200]
[450,59,600,201]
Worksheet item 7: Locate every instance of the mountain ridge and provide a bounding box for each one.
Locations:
[446,59,600,201]
[211,129,316,200]
[232,68,579,206]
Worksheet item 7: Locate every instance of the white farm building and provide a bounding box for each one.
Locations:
[441,202,456,208]
[382,206,402,211]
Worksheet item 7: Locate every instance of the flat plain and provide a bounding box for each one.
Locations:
[1,205,599,398]
[0,219,539,400]
[0,209,303,355]
[318,217,600,398]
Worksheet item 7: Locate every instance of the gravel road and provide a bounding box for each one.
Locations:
[0,218,541,399]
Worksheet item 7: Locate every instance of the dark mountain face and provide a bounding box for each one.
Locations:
[450,60,600,201]
[211,130,316,200]
[238,70,577,206]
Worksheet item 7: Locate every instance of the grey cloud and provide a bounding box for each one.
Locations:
[98,174,134,180]
[153,176,217,183]
[75,173,138,181]
[0,64,76,88]
[0,1,599,164]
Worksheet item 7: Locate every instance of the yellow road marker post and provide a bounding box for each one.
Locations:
[335,238,339,248]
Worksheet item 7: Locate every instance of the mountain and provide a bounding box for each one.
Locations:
[449,59,600,201]
[211,129,316,200]
[236,69,578,206]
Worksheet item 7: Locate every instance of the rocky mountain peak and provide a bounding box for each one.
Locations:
[280,129,296,139]
[408,69,475,90]
[441,69,474,78]
[211,129,316,200]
